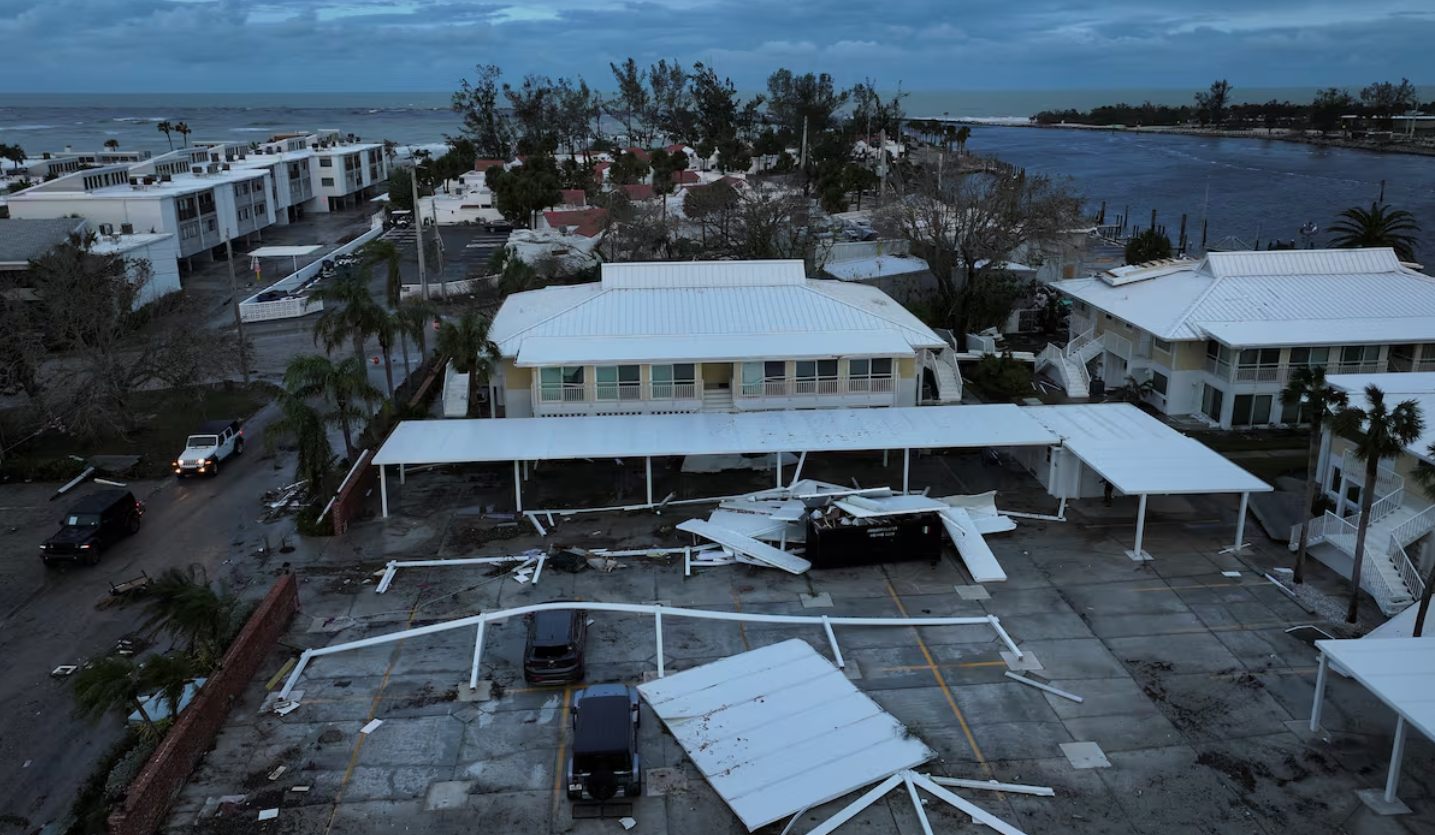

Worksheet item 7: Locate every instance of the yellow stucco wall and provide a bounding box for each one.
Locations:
[1173,341,1207,372]
[504,359,532,389]
[898,357,916,378]
[704,363,730,386]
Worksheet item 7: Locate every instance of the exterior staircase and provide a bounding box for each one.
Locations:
[442,362,469,418]
[922,349,964,403]
[1291,450,1435,615]
[1036,326,1103,398]
[701,386,734,413]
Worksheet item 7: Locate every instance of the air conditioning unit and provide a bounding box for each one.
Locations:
[98,223,114,235]
[192,166,204,176]
[221,163,230,171]
[207,163,221,174]
[160,174,172,182]
[128,177,139,186]
[120,223,134,234]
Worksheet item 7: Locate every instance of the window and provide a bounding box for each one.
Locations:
[180,223,198,240]
[793,360,837,394]
[1289,346,1329,366]
[539,367,585,402]
[1153,338,1171,353]
[848,357,892,392]
[1122,321,1133,332]
[1151,371,1168,396]
[1341,345,1379,366]
[1232,394,1273,426]
[321,177,335,187]
[650,364,695,399]
[595,365,640,400]
[254,202,266,215]
[237,207,250,220]
[319,157,333,168]
[1201,383,1224,422]
[204,218,217,232]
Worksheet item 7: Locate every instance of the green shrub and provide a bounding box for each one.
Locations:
[295,502,334,537]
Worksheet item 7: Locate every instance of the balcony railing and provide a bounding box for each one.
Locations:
[1208,359,1385,384]
[595,382,643,401]
[535,380,701,406]
[740,376,895,397]
[650,382,698,400]
[538,383,589,403]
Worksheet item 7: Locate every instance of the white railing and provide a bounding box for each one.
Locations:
[537,383,589,403]
[650,382,698,401]
[595,382,644,401]
[1369,485,1406,525]
[1342,450,1402,508]
[1067,326,1096,357]
[1391,503,1435,548]
[845,376,896,394]
[535,380,703,408]
[1389,536,1426,601]
[1101,330,1132,362]
[737,376,895,398]
[1292,510,1410,612]
[1234,365,1286,384]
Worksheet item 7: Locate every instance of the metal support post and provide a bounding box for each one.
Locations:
[1221,491,1250,553]
[379,464,388,518]
[655,607,664,678]
[1385,715,1408,804]
[513,460,523,513]
[902,448,910,495]
[776,452,783,487]
[821,615,845,668]
[399,463,405,485]
[469,616,487,690]
[1127,493,1150,561]
[646,456,653,506]
[1309,652,1329,732]
[788,451,808,489]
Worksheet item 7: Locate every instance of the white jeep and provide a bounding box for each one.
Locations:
[173,419,244,477]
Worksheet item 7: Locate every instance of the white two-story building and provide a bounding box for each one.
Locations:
[488,260,964,418]
[1042,248,1435,428]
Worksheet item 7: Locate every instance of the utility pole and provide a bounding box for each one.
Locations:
[799,116,808,171]
[429,195,446,296]
[224,232,251,385]
[411,164,428,299]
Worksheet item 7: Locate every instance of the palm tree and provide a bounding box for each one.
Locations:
[71,654,155,729]
[1,143,26,174]
[132,568,240,665]
[174,121,192,148]
[360,239,404,308]
[1328,202,1421,262]
[1280,366,1349,584]
[397,297,438,360]
[141,652,198,719]
[285,354,383,461]
[1331,385,1426,623]
[372,313,397,400]
[437,310,500,417]
[157,120,174,151]
[268,386,338,492]
[955,125,971,155]
[103,139,120,151]
[308,271,388,360]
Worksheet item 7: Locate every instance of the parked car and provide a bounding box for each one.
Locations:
[523,603,587,684]
[173,419,244,477]
[40,489,144,566]
[566,684,642,801]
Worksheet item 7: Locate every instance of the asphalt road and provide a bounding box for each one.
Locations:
[0,403,302,831]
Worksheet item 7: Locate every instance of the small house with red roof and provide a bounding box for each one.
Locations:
[559,189,587,208]
[539,207,608,238]
[621,183,656,201]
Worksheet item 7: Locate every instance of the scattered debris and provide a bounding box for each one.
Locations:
[360,719,383,734]
[291,786,310,793]
[257,808,279,821]
[1221,571,1242,578]
[1005,671,1083,703]
[274,700,301,716]
[619,817,637,830]
[51,665,78,677]
[267,766,286,781]
[260,480,309,521]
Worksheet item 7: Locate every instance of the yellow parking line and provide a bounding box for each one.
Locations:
[551,686,574,815]
[885,580,990,776]
[880,660,1009,673]
[733,593,750,652]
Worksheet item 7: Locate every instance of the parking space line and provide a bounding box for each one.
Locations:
[881,660,1008,673]
[552,686,573,816]
[323,606,419,835]
[884,579,990,775]
[732,593,750,652]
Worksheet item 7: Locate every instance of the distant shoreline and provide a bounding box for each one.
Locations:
[963,120,1435,158]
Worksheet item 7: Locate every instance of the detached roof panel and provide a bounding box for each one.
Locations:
[1317,638,1435,742]
[372,405,1059,466]
[1026,403,1271,495]
[638,640,933,831]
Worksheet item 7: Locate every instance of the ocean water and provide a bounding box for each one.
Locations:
[1,90,1431,257]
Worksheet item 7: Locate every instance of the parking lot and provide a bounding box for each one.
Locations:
[164,452,1435,835]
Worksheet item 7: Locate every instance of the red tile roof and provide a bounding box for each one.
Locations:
[666,144,688,153]
[474,159,506,171]
[621,147,652,162]
[542,208,609,238]
[560,189,587,207]
[621,183,656,201]
[672,170,700,185]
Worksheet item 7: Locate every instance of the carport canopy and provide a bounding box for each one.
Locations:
[247,245,325,272]
[371,405,1060,516]
[1310,638,1435,814]
[1025,404,1272,559]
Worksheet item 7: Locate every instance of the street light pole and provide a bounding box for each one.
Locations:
[224,231,251,385]
[411,160,428,299]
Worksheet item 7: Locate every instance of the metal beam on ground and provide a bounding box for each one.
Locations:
[788,451,808,488]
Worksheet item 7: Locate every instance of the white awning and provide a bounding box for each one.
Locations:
[1316,638,1435,741]
[1025,403,1271,495]
[372,405,1059,466]
[638,639,934,831]
[1202,319,1435,349]
[514,331,916,366]
[247,245,324,257]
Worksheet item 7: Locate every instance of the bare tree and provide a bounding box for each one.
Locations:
[878,160,1083,341]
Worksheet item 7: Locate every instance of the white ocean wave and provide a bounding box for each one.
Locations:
[0,124,57,131]
[112,116,168,123]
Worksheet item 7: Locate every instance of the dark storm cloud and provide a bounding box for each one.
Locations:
[0,0,1428,91]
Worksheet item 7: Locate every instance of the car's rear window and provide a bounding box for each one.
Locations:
[533,644,571,659]
[574,752,629,772]
[533,611,573,646]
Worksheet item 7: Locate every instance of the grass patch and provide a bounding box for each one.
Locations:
[5,381,280,482]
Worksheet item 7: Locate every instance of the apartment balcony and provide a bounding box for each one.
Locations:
[735,375,897,410]
[1388,356,1435,373]
[531,381,703,416]
[1205,360,1385,385]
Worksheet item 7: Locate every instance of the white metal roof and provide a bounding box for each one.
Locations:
[824,256,931,281]
[489,260,946,358]
[1328,373,1435,463]
[1317,638,1435,742]
[1054,248,1435,345]
[1025,404,1271,495]
[248,245,323,258]
[371,405,1059,466]
[515,331,915,366]
[637,639,934,831]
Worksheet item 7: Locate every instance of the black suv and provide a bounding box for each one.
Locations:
[566,684,642,801]
[40,489,144,566]
[523,605,587,684]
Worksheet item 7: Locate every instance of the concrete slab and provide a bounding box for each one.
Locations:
[1002,650,1044,671]
[954,584,991,600]
[1061,579,1192,616]
[1002,638,1128,680]
[457,680,494,702]
[1060,712,1183,752]
[799,592,834,608]
[643,767,688,797]
[1085,612,1209,639]
[425,780,473,811]
[994,612,1095,642]
[1356,788,1413,816]
[458,749,554,793]
[1105,632,1245,675]
[978,586,1076,617]
[1060,741,1111,768]
[355,715,464,767]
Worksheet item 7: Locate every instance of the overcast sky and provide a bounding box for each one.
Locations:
[2,0,1431,93]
